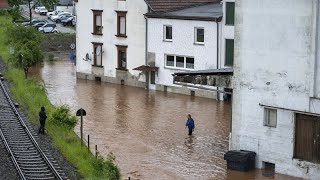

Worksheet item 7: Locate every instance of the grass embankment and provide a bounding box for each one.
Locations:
[0,15,120,180]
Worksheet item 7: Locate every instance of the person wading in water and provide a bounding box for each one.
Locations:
[38,106,47,134]
[185,114,195,135]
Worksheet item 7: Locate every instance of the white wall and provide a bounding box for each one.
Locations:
[232,0,320,179]
[148,18,220,87]
[75,0,148,82]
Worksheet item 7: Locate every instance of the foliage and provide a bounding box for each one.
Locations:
[47,52,54,61]
[93,153,120,180]
[0,15,121,179]
[8,0,22,7]
[7,7,21,21]
[0,9,8,16]
[6,24,44,66]
[51,105,78,129]
[41,0,58,10]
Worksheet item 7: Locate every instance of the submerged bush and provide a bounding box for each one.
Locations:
[48,52,54,61]
[93,153,120,180]
[51,105,78,129]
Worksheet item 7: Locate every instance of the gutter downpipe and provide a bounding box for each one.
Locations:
[314,0,319,98]
[216,19,220,100]
[145,14,149,90]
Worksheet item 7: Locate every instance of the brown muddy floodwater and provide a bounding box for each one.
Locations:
[30,60,299,180]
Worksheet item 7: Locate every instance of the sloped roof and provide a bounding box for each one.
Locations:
[146,3,222,21]
[0,0,9,9]
[145,0,220,12]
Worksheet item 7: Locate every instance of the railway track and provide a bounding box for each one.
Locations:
[0,75,67,179]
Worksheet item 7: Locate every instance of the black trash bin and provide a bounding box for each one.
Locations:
[224,150,256,171]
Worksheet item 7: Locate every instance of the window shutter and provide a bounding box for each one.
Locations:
[225,39,234,66]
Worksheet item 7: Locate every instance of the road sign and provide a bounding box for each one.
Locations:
[10,47,14,55]
[76,108,86,147]
[76,108,86,116]
[70,43,76,50]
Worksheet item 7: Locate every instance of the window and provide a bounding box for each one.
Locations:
[225,39,234,66]
[92,10,103,35]
[116,45,127,70]
[92,43,103,66]
[195,28,204,44]
[166,55,174,67]
[226,2,235,25]
[295,114,320,163]
[116,11,127,37]
[165,55,194,69]
[186,57,194,69]
[264,108,277,127]
[176,56,184,68]
[164,25,172,41]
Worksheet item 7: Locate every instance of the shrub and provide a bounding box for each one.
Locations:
[6,24,44,66]
[51,105,78,129]
[48,52,54,61]
[93,153,121,180]
[7,8,21,21]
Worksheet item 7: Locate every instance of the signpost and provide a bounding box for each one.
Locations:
[10,47,14,55]
[76,108,86,146]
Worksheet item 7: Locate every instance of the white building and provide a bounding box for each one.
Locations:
[231,0,320,179]
[74,0,148,87]
[74,0,219,89]
[146,3,224,98]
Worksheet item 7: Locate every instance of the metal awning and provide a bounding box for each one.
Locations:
[133,65,159,72]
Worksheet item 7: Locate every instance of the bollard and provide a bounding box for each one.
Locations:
[95,145,98,158]
[87,135,90,152]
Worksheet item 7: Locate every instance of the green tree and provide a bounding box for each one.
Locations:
[41,0,58,10]
[8,0,22,7]
[6,25,44,66]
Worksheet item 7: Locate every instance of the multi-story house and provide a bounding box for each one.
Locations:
[146,2,223,98]
[231,0,320,179]
[75,0,149,87]
[74,0,220,90]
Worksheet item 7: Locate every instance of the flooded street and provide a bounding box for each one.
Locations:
[30,60,299,180]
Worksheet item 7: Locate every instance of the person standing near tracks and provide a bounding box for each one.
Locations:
[38,106,47,134]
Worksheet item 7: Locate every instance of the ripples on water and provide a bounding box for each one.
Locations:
[29,60,299,180]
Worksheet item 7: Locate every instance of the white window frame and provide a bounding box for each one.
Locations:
[163,25,172,41]
[194,27,204,44]
[164,54,194,70]
[264,108,277,128]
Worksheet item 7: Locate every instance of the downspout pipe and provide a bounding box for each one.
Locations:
[216,18,221,100]
[144,15,149,90]
[314,0,319,97]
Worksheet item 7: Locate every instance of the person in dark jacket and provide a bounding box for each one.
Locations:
[185,114,195,135]
[38,106,47,134]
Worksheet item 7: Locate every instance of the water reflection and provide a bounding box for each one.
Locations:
[29,60,299,180]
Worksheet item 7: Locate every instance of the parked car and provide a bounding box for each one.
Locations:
[38,23,58,33]
[50,12,72,20]
[32,21,47,29]
[46,10,65,19]
[22,19,47,26]
[52,13,73,23]
[61,16,74,26]
[39,7,48,15]
[35,6,45,13]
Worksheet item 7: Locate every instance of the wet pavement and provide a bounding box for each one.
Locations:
[29,59,300,180]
